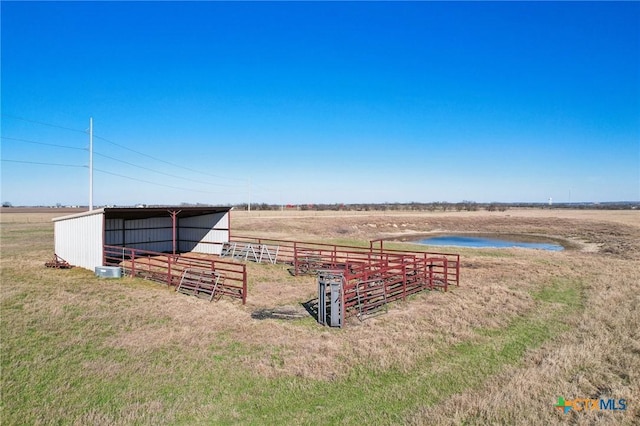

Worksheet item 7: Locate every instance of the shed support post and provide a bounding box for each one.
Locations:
[168,210,181,255]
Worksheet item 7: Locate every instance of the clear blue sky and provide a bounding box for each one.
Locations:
[2,1,639,206]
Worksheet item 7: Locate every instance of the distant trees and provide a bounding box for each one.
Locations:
[2,201,12,207]
[231,201,638,212]
[236,201,464,212]
[455,200,478,212]
[486,203,509,212]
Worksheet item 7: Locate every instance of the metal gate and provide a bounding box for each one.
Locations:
[318,270,344,328]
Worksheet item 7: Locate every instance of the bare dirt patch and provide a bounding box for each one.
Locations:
[251,305,309,320]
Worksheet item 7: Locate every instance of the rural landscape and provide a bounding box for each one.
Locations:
[1,207,638,424]
[2,2,639,424]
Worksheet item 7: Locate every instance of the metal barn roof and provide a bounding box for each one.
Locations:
[52,206,232,222]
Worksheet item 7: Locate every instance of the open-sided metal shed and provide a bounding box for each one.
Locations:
[52,206,231,271]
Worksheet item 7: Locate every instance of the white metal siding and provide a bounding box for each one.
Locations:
[186,243,223,254]
[124,241,173,252]
[179,213,229,254]
[122,217,172,252]
[104,217,173,251]
[54,212,104,271]
[53,209,229,271]
[180,212,228,229]
[179,229,227,254]
[124,228,172,245]
[124,217,172,229]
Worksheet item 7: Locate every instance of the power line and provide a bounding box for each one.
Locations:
[3,114,249,184]
[92,134,246,182]
[1,114,87,134]
[0,136,86,151]
[1,157,238,195]
[1,159,86,168]
[92,151,243,188]
[2,135,240,187]
[93,168,237,195]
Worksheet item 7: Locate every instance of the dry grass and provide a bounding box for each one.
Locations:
[1,209,639,424]
[405,255,640,425]
[232,209,640,423]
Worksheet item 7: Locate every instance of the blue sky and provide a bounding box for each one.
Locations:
[2,1,639,206]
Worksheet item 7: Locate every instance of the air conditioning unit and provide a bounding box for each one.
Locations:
[95,266,122,278]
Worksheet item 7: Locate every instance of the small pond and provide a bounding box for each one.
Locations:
[415,235,564,251]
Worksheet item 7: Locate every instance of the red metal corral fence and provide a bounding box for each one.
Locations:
[228,235,460,324]
[103,236,459,318]
[103,245,247,304]
[229,235,460,288]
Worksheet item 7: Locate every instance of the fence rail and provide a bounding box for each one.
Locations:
[103,245,247,304]
[103,235,459,318]
[231,235,460,324]
[231,235,459,287]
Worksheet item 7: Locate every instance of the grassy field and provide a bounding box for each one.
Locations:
[1,209,639,424]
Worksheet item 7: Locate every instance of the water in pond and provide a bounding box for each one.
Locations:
[415,235,564,251]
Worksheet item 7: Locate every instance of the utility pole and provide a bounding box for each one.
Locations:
[89,117,94,211]
[248,177,251,212]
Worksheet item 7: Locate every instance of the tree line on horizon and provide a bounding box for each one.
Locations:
[231,201,638,212]
[2,201,637,211]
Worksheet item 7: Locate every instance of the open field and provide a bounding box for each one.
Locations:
[1,209,639,424]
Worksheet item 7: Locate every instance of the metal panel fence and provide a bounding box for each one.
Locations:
[103,245,247,304]
[230,235,459,287]
[230,235,460,325]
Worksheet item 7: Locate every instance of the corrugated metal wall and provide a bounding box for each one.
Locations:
[104,218,123,245]
[55,210,230,271]
[179,212,229,254]
[54,212,104,270]
[105,216,173,253]
[124,217,173,252]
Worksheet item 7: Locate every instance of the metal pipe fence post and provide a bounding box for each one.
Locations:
[444,259,449,291]
[402,263,407,301]
[242,266,247,305]
[131,249,136,277]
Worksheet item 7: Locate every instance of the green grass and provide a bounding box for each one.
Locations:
[1,219,592,425]
[223,278,584,425]
[533,277,583,310]
[1,269,584,425]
